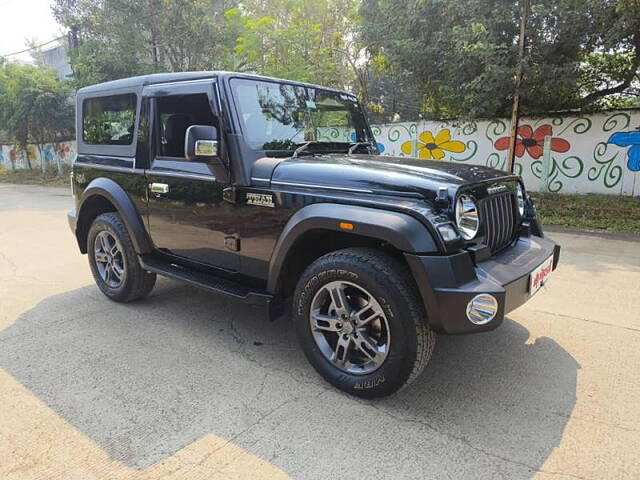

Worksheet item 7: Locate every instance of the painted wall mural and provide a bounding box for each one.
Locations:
[1,109,639,195]
[372,109,640,196]
[400,129,466,160]
[0,141,77,172]
[609,130,640,172]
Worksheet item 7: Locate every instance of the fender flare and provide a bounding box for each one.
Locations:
[267,203,439,293]
[77,177,153,254]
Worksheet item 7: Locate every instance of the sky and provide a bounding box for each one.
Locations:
[0,0,62,63]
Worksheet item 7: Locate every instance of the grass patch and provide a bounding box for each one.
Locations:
[531,192,640,234]
[0,167,70,188]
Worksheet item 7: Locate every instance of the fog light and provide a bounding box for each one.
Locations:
[466,294,498,325]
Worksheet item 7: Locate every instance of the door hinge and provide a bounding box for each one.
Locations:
[223,187,237,204]
[224,236,240,252]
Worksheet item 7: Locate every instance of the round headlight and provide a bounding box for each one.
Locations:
[516,183,525,216]
[455,194,479,240]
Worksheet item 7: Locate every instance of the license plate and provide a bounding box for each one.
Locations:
[529,255,554,296]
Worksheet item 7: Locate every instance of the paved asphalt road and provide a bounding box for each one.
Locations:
[1,183,639,480]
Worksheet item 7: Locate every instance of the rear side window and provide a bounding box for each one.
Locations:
[83,94,137,145]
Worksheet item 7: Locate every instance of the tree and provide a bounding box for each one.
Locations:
[223,0,359,88]
[0,61,74,171]
[53,0,239,87]
[361,0,640,120]
[53,0,364,93]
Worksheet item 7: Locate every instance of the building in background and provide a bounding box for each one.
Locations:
[34,40,73,79]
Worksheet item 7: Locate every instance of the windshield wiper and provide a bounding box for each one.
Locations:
[291,141,362,158]
[348,141,373,155]
[292,141,324,158]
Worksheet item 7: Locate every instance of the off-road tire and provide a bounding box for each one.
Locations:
[293,248,435,398]
[87,212,156,302]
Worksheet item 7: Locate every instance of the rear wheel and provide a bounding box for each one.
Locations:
[87,212,156,302]
[293,248,435,398]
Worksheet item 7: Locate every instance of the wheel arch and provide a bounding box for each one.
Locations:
[267,203,438,294]
[76,177,153,254]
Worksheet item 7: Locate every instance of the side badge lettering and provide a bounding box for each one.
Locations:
[487,184,508,195]
[246,192,275,208]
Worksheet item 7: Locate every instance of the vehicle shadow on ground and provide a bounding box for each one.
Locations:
[1,279,579,478]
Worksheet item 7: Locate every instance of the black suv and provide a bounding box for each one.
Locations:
[68,71,559,397]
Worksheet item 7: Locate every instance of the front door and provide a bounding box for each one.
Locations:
[144,81,239,271]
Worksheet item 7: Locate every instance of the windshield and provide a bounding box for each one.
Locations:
[230,78,372,151]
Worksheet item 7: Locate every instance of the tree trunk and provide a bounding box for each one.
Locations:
[23,149,32,170]
[9,147,15,170]
[56,143,62,176]
[38,144,46,175]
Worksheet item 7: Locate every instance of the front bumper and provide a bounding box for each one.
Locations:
[67,209,77,233]
[405,235,560,334]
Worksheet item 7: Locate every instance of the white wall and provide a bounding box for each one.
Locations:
[3,109,639,195]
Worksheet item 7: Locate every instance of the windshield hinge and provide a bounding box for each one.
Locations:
[435,186,449,208]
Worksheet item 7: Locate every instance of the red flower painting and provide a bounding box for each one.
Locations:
[58,143,70,159]
[494,125,570,159]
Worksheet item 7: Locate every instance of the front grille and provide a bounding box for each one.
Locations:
[480,193,518,252]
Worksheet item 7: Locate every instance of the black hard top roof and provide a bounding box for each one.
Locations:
[77,71,353,96]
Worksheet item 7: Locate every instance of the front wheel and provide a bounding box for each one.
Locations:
[293,248,435,398]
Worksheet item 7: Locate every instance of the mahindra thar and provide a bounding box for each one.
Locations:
[68,72,559,397]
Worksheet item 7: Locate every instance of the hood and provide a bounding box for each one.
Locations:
[264,153,517,199]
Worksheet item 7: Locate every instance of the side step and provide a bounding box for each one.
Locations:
[139,254,273,308]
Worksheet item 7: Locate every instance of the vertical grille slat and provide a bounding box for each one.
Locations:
[480,192,517,253]
[489,202,499,245]
[501,195,509,242]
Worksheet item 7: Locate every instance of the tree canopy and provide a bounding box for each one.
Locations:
[31,0,640,122]
[51,0,361,89]
[363,0,640,119]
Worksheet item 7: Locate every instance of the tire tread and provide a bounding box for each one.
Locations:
[88,212,156,302]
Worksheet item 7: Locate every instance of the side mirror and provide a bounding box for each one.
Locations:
[184,124,230,183]
[185,125,218,162]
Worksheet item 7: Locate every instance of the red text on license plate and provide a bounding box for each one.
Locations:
[529,256,554,296]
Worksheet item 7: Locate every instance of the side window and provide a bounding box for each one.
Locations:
[83,94,137,145]
[156,93,216,159]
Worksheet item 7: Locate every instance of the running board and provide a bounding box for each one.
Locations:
[139,254,273,308]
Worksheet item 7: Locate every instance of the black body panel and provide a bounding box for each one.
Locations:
[266,203,440,292]
[271,153,516,193]
[146,164,239,270]
[73,165,152,254]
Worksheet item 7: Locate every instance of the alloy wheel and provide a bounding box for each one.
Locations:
[309,280,390,375]
[94,230,125,288]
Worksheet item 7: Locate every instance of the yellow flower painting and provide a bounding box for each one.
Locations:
[401,128,466,160]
